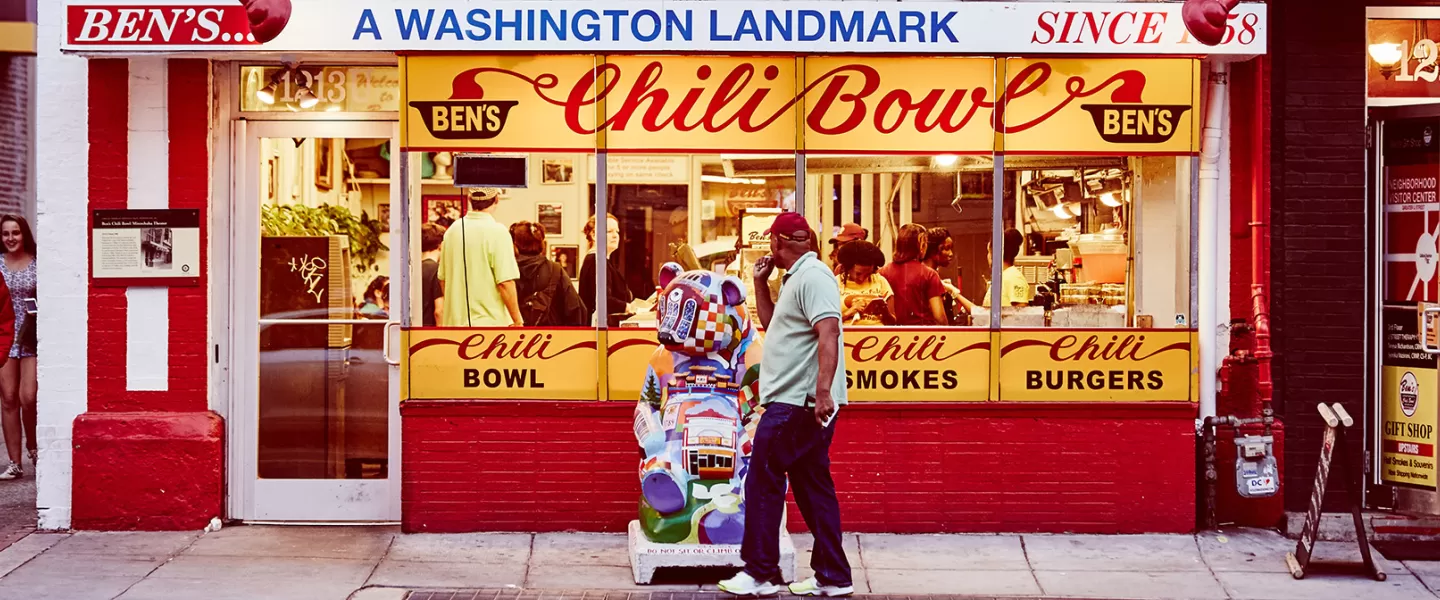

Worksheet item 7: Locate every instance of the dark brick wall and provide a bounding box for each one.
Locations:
[1271,0,1369,513]
[403,401,1197,534]
[0,55,30,218]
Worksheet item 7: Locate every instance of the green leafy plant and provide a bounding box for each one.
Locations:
[261,203,389,273]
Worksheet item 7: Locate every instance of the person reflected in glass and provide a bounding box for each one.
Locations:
[510,221,587,327]
[359,275,388,318]
[420,223,445,326]
[439,187,524,327]
[580,213,634,328]
[880,224,947,326]
[836,240,894,326]
[0,215,30,479]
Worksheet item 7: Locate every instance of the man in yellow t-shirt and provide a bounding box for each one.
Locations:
[978,228,1032,309]
[438,188,524,327]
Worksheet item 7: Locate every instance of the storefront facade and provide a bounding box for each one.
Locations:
[37,0,1269,532]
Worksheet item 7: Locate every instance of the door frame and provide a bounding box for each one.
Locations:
[227,119,404,522]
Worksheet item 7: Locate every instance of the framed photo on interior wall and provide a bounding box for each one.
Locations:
[541,158,574,184]
[551,245,579,279]
[423,195,466,227]
[315,138,335,191]
[536,202,563,236]
[377,203,391,233]
[266,157,278,203]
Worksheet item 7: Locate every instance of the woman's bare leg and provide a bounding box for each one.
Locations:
[20,357,36,456]
[0,358,21,466]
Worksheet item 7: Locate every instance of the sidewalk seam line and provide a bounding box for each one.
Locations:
[109,529,209,600]
[1019,534,1044,596]
[1192,533,1231,600]
[854,534,872,593]
[522,533,535,588]
[0,529,68,578]
[360,532,397,589]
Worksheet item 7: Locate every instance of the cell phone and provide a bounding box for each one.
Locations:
[23,298,35,314]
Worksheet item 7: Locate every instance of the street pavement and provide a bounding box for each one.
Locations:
[0,419,36,551]
[0,526,1432,600]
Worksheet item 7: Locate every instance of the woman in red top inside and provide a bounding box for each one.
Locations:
[879,224,948,326]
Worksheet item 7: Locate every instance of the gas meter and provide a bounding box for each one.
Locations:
[1235,434,1278,498]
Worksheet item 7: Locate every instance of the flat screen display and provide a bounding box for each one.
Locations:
[453,154,528,188]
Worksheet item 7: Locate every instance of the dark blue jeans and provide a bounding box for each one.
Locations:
[741,402,852,587]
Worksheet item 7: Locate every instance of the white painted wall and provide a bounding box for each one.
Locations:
[126,57,169,392]
[35,0,89,530]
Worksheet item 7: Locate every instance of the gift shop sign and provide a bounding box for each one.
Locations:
[401,55,1199,154]
[61,1,1267,54]
[1381,305,1439,490]
[998,330,1193,402]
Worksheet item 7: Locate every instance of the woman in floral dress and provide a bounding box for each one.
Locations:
[0,216,36,480]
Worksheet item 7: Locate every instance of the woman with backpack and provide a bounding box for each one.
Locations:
[509,221,587,327]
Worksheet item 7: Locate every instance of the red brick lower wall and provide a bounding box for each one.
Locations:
[403,400,1198,534]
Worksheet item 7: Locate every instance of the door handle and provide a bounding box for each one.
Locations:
[1422,307,1440,354]
[382,321,402,365]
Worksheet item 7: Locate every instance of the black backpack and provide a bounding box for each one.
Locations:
[520,263,560,327]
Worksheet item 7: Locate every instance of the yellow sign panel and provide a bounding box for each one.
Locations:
[401,55,1199,154]
[603,56,798,152]
[407,327,1190,402]
[1383,365,1439,490]
[402,55,598,151]
[998,330,1192,402]
[406,329,598,400]
[802,57,996,154]
[1001,58,1200,155]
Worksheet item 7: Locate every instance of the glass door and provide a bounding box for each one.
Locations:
[232,120,402,521]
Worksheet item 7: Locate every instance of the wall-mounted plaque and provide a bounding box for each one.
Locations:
[91,209,201,286]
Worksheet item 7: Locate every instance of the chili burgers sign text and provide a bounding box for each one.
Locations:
[62,1,1266,54]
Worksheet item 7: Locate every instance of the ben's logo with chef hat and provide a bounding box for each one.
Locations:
[67,0,292,45]
[1076,71,1192,144]
[1401,371,1420,417]
[408,68,522,140]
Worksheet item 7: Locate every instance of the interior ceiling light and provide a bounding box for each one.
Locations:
[701,175,765,185]
[1100,192,1123,207]
[933,154,959,167]
[1370,42,1405,78]
[1051,203,1073,219]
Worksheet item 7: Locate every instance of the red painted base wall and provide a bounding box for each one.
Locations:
[402,401,1197,534]
[72,411,225,531]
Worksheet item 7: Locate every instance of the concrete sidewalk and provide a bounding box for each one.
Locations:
[0,526,1431,600]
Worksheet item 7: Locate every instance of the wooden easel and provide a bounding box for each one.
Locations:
[1285,403,1386,581]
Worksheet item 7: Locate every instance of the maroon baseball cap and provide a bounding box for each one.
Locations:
[830,223,867,245]
[769,212,812,240]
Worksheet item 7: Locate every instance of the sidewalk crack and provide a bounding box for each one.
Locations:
[853,534,872,593]
[1019,535,1044,596]
[522,533,536,589]
[1193,532,1231,599]
[110,529,210,600]
[360,531,398,588]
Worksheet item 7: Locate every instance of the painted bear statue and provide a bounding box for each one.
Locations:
[633,262,765,544]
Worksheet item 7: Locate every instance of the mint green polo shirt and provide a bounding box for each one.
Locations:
[759,252,848,407]
[438,211,520,327]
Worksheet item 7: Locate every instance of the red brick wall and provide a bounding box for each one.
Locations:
[403,401,1197,534]
[0,55,29,218]
[1269,0,1369,513]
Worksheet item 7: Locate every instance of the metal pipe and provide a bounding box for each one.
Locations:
[1198,62,1230,422]
[1248,61,1275,422]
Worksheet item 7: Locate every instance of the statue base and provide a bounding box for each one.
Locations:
[627,520,797,585]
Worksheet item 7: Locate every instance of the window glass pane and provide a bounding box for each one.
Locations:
[240,65,399,113]
[996,155,1191,328]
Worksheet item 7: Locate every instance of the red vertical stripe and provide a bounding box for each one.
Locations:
[165,59,209,413]
[87,59,128,410]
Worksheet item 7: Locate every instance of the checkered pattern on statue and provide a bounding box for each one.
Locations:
[684,301,728,353]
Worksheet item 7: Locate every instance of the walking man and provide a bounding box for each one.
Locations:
[719,212,854,597]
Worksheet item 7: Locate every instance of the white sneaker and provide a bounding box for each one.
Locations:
[0,463,22,480]
[789,577,855,596]
[718,570,782,597]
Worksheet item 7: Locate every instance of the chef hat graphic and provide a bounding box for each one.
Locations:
[242,0,293,44]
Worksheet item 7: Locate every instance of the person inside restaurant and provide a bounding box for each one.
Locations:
[438,187,524,327]
[880,224,948,326]
[510,221,588,327]
[580,213,635,328]
[835,240,894,326]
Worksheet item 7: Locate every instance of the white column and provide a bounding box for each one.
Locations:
[126,58,169,392]
[34,0,89,531]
